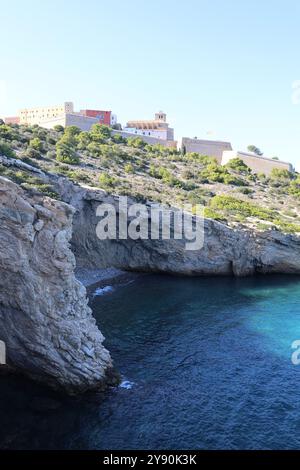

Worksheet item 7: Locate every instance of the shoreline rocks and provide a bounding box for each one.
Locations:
[0,176,112,394]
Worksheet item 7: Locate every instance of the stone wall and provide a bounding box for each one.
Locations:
[111,130,177,148]
[40,113,99,132]
[181,138,232,163]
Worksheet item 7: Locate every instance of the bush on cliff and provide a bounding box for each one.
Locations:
[270,168,294,181]
[90,124,111,141]
[210,195,276,222]
[0,124,19,142]
[289,176,300,198]
[98,172,117,189]
[200,162,246,186]
[127,137,146,149]
[225,158,251,174]
[112,134,127,144]
[0,140,16,158]
[56,141,79,164]
[29,137,43,153]
[53,124,64,133]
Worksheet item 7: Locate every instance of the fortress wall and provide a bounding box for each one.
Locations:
[111,130,177,148]
[181,138,232,163]
[38,113,99,131]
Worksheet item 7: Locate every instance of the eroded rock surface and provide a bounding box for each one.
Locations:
[0,176,112,393]
[60,182,300,278]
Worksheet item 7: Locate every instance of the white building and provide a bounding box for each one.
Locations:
[123,111,175,141]
[111,114,118,127]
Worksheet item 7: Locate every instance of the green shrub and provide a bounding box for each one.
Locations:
[32,184,59,199]
[222,174,246,186]
[112,134,127,144]
[124,163,134,173]
[46,136,57,146]
[200,163,244,184]
[66,170,91,184]
[127,137,146,149]
[56,141,79,164]
[270,168,293,180]
[29,137,43,152]
[225,157,251,173]
[23,147,42,160]
[238,187,254,195]
[46,150,56,160]
[274,220,300,233]
[289,178,300,198]
[90,124,111,141]
[186,153,216,166]
[54,125,64,133]
[64,126,81,137]
[77,131,92,150]
[210,195,276,222]
[0,140,16,158]
[98,172,116,188]
[257,172,267,181]
[204,207,227,221]
[0,125,18,141]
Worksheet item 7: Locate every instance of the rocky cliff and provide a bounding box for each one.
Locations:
[0,176,112,393]
[1,162,300,393]
[58,181,300,278]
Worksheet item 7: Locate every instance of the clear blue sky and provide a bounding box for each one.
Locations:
[1,0,300,169]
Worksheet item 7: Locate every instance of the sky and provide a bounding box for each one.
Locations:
[1,0,300,169]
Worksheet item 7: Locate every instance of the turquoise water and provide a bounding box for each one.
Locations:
[1,274,300,449]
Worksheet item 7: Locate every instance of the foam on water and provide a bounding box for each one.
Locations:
[93,285,114,297]
[119,380,135,390]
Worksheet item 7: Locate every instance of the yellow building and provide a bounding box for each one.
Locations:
[19,102,74,125]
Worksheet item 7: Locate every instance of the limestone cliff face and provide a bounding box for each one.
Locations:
[59,182,300,278]
[0,176,112,393]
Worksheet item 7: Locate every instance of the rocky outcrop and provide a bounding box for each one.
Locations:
[0,176,112,394]
[57,181,300,278]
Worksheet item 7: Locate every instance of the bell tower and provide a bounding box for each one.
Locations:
[155,111,167,122]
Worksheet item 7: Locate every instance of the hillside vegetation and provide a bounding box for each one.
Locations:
[1,121,300,234]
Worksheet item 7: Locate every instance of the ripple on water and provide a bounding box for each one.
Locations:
[1,274,300,450]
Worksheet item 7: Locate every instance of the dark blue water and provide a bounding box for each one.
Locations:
[1,274,300,449]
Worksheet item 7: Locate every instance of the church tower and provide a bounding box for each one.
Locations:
[155,111,167,122]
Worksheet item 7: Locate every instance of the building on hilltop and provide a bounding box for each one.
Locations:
[124,111,175,142]
[79,109,118,127]
[6,102,118,132]
[111,129,177,148]
[181,137,232,164]
[4,116,20,125]
[19,102,74,125]
[221,150,294,176]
